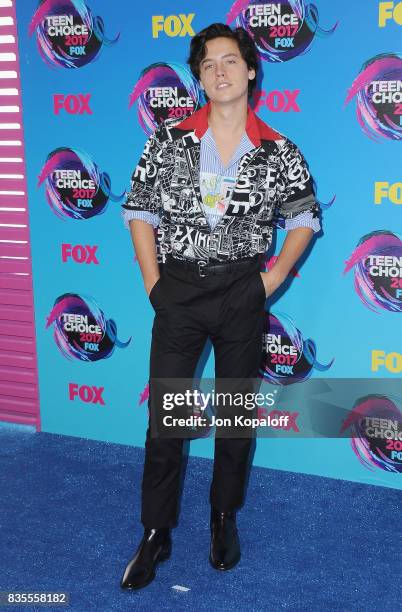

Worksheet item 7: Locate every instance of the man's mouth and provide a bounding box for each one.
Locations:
[216,82,231,89]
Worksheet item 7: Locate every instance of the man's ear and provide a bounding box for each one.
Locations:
[248,69,256,80]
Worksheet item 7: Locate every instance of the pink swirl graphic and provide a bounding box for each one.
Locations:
[226,0,338,63]
[260,311,333,385]
[46,293,131,361]
[29,0,119,69]
[344,230,402,313]
[345,53,402,141]
[129,62,205,135]
[341,395,402,473]
[37,147,124,220]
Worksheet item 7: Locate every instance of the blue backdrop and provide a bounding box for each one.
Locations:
[15,0,402,490]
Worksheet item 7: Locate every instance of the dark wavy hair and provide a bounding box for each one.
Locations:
[187,23,259,99]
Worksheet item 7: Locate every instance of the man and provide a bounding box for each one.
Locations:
[120,23,320,590]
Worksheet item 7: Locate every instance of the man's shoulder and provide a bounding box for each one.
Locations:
[258,120,303,158]
[247,110,299,158]
[254,115,293,151]
[151,114,196,142]
[254,114,281,140]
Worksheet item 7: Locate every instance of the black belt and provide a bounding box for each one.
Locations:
[165,254,260,278]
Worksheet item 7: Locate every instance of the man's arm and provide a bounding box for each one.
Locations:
[261,136,321,297]
[262,226,314,296]
[121,125,164,296]
[129,219,160,296]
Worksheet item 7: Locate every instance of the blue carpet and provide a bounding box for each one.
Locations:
[0,422,400,612]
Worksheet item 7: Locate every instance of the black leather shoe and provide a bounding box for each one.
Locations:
[120,527,171,590]
[209,507,240,571]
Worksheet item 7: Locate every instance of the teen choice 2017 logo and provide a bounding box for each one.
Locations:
[46,293,131,361]
[344,230,402,313]
[341,395,402,473]
[345,53,402,141]
[260,311,334,385]
[38,147,124,220]
[226,0,338,63]
[29,0,119,69]
[129,62,205,135]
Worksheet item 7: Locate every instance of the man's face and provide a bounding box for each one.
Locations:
[198,37,255,105]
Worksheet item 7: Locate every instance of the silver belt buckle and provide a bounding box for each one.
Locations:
[198,260,207,278]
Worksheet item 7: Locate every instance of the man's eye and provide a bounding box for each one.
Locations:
[205,64,213,70]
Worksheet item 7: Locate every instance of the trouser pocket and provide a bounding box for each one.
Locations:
[148,277,162,309]
[254,268,266,303]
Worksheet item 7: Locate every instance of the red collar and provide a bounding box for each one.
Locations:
[174,100,281,146]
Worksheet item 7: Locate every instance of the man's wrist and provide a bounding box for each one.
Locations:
[144,275,160,296]
[267,262,288,283]
[261,265,287,297]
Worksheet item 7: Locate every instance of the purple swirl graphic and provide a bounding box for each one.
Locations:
[344,230,402,313]
[46,293,131,362]
[129,62,205,135]
[29,0,119,69]
[226,0,338,63]
[37,147,125,220]
[345,53,402,141]
[340,395,402,473]
[260,311,333,385]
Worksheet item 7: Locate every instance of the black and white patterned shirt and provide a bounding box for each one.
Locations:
[121,101,321,264]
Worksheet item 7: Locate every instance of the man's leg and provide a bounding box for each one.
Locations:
[141,266,209,528]
[209,263,265,511]
[121,265,208,590]
[207,261,265,571]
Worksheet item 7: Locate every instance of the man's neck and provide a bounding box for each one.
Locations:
[207,97,248,138]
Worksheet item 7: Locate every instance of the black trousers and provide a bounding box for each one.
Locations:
[141,254,266,528]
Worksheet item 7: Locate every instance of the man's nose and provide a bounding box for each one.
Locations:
[216,64,225,77]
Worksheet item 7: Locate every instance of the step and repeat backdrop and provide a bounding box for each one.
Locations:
[15,0,402,489]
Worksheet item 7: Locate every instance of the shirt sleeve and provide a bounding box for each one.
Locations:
[121,208,160,230]
[121,124,164,226]
[284,210,321,233]
[276,137,321,223]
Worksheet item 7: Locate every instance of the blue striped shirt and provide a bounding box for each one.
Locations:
[198,128,255,230]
